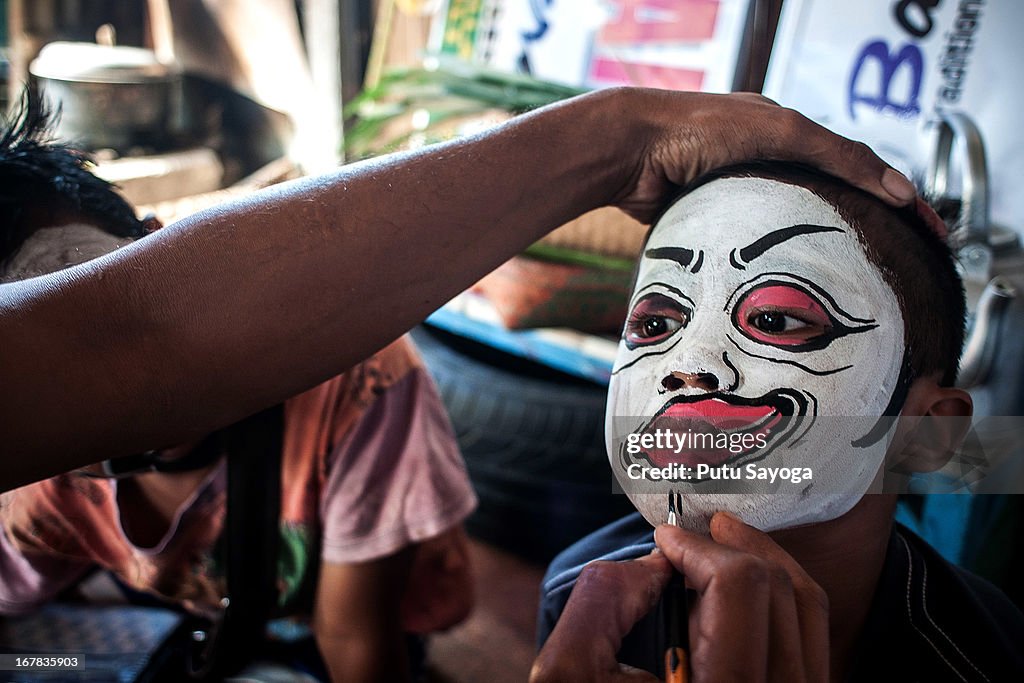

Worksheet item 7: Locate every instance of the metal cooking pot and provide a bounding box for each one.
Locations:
[29,42,182,153]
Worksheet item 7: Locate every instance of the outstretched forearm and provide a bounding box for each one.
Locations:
[0,91,626,484]
[0,88,914,488]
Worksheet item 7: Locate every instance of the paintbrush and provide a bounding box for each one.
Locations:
[664,491,689,683]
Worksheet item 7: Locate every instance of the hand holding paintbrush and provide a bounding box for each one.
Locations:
[533,502,831,681]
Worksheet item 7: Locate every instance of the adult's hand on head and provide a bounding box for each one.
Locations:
[654,511,831,683]
[601,88,917,222]
[531,552,673,682]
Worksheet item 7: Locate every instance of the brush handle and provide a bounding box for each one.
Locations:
[664,572,689,683]
[665,646,689,683]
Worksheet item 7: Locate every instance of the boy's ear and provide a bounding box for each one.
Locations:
[142,214,164,233]
[888,376,973,474]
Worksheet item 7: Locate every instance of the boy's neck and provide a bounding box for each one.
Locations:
[768,494,896,682]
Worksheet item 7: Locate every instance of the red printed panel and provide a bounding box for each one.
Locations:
[599,0,720,45]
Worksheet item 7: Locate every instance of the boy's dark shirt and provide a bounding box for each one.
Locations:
[537,513,1024,682]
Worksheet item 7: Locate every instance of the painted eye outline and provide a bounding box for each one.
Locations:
[736,285,832,346]
[729,278,877,353]
[624,292,691,350]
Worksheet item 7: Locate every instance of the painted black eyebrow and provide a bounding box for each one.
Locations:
[729,224,843,270]
[645,246,695,268]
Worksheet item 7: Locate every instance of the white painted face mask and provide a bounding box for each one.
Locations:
[606,177,906,533]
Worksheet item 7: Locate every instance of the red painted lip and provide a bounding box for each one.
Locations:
[638,398,781,469]
[661,398,776,428]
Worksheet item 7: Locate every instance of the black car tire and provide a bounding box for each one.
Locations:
[411,326,635,562]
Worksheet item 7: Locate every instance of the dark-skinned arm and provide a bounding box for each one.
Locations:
[313,552,415,683]
[0,88,916,489]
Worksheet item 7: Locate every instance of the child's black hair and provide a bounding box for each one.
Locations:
[0,87,147,267]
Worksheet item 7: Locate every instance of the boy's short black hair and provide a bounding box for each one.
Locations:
[0,87,147,267]
[647,161,965,387]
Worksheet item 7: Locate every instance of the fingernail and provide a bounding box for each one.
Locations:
[715,510,745,524]
[882,168,916,203]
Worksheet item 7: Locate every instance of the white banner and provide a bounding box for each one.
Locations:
[433,0,751,92]
[765,0,1024,237]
